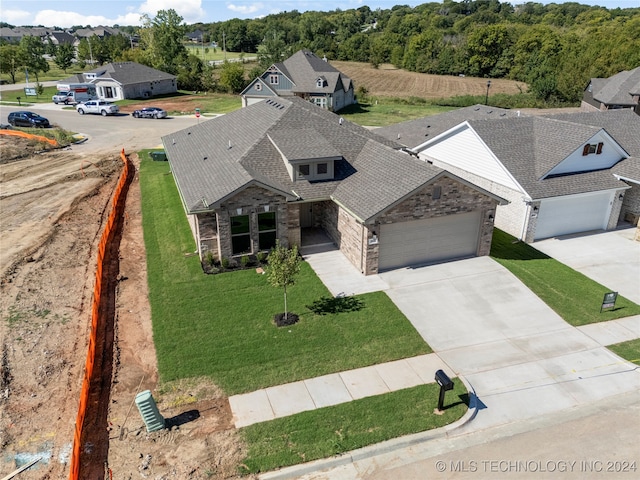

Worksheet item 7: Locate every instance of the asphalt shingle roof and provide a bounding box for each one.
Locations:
[591,67,640,106]
[275,50,352,94]
[374,104,524,149]
[380,107,639,198]
[162,97,451,219]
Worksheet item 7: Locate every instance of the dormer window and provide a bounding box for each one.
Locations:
[255,83,262,91]
[269,74,279,85]
[298,164,310,177]
[582,142,603,156]
[316,78,324,88]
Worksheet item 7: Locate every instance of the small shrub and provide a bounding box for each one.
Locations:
[240,255,250,268]
[204,251,216,267]
[256,251,266,264]
[220,257,230,269]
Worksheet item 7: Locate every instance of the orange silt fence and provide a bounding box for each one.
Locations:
[68,149,132,480]
[0,129,58,146]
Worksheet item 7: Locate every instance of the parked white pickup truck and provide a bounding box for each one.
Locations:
[52,91,95,105]
[76,100,120,116]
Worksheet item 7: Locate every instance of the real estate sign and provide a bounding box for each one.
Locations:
[600,292,618,312]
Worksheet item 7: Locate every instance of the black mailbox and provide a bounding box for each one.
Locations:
[435,369,454,391]
[435,369,454,412]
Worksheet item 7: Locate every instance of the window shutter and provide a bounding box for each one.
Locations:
[582,145,590,156]
[596,142,603,154]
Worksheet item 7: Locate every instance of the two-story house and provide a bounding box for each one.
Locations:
[240,50,356,112]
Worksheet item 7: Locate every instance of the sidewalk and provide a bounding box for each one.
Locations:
[229,354,453,428]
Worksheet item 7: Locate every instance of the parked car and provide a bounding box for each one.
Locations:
[76,100,119,116]
[132,107,168,119]
[7,111,50,128]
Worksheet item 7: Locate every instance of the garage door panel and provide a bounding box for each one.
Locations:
[379,211,481,271]
[535,192,612,240]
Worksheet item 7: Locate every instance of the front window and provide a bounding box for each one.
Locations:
[269,74,279,85]
[104,86,115,98]
[231,215,251,254]
[258,212,277,251]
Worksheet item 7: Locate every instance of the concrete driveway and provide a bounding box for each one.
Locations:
[534,227,640,304]
[303,251,640,433]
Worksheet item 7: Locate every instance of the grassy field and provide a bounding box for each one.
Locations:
[490,229,640,326]
[139,153,430,395]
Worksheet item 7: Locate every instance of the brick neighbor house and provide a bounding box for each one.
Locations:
[162,97,506,275]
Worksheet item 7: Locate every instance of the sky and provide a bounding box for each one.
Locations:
[1,0,638,28]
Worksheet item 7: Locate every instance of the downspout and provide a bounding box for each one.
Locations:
[360,223,365,273]
[521,199,532,242]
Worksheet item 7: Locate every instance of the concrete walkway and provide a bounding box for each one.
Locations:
[229,354,452,428]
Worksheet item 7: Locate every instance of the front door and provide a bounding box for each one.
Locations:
[300,203,313,228]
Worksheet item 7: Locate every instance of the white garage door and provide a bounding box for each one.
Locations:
[534,192,612,240]
[247,97,266,106]
[378,211,481,271]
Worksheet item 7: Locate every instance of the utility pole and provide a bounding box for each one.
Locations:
[223,31,226,61]
[485,79,491,105]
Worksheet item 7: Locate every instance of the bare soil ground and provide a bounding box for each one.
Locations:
[332,62,528,98]
[0,135,247,479]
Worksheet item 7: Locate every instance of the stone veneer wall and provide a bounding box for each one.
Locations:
[429,160,528,241]
[607,189,625,230]
[619,184,640,225]
[196,213,219,259]
[374,177,498,270]
[287,203,301,248]
[203,185,288,261]
[315,177,498,275]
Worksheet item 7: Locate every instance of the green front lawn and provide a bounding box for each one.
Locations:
[608,338,640,366]
[240,381,469,474]
[490,229,640,326]
[140,155,430,395]
[339,101,454,127]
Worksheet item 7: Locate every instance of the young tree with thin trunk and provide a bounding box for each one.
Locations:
[266,241,300,323]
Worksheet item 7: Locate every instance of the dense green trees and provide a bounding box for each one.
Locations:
[192,1,639,103]
[1,1,638,103]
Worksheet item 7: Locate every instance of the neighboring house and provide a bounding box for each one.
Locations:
[582,67,640,115]
[376,106,639,242]
[240,50,355,112]
[57,62,177,101]
[162,97,506,275]
[186,29,205,42]
[74,25,123,40]
[46,31,75,46]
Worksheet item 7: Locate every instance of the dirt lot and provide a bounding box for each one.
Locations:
[332,62,527,98]
[0,135,247,479]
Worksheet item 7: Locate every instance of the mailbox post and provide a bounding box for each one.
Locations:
[435,369,454,412]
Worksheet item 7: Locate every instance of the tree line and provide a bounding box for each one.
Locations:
[1,1,639,103]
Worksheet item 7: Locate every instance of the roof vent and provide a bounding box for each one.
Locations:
[228,140,232,149]
[339,118,344,125]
